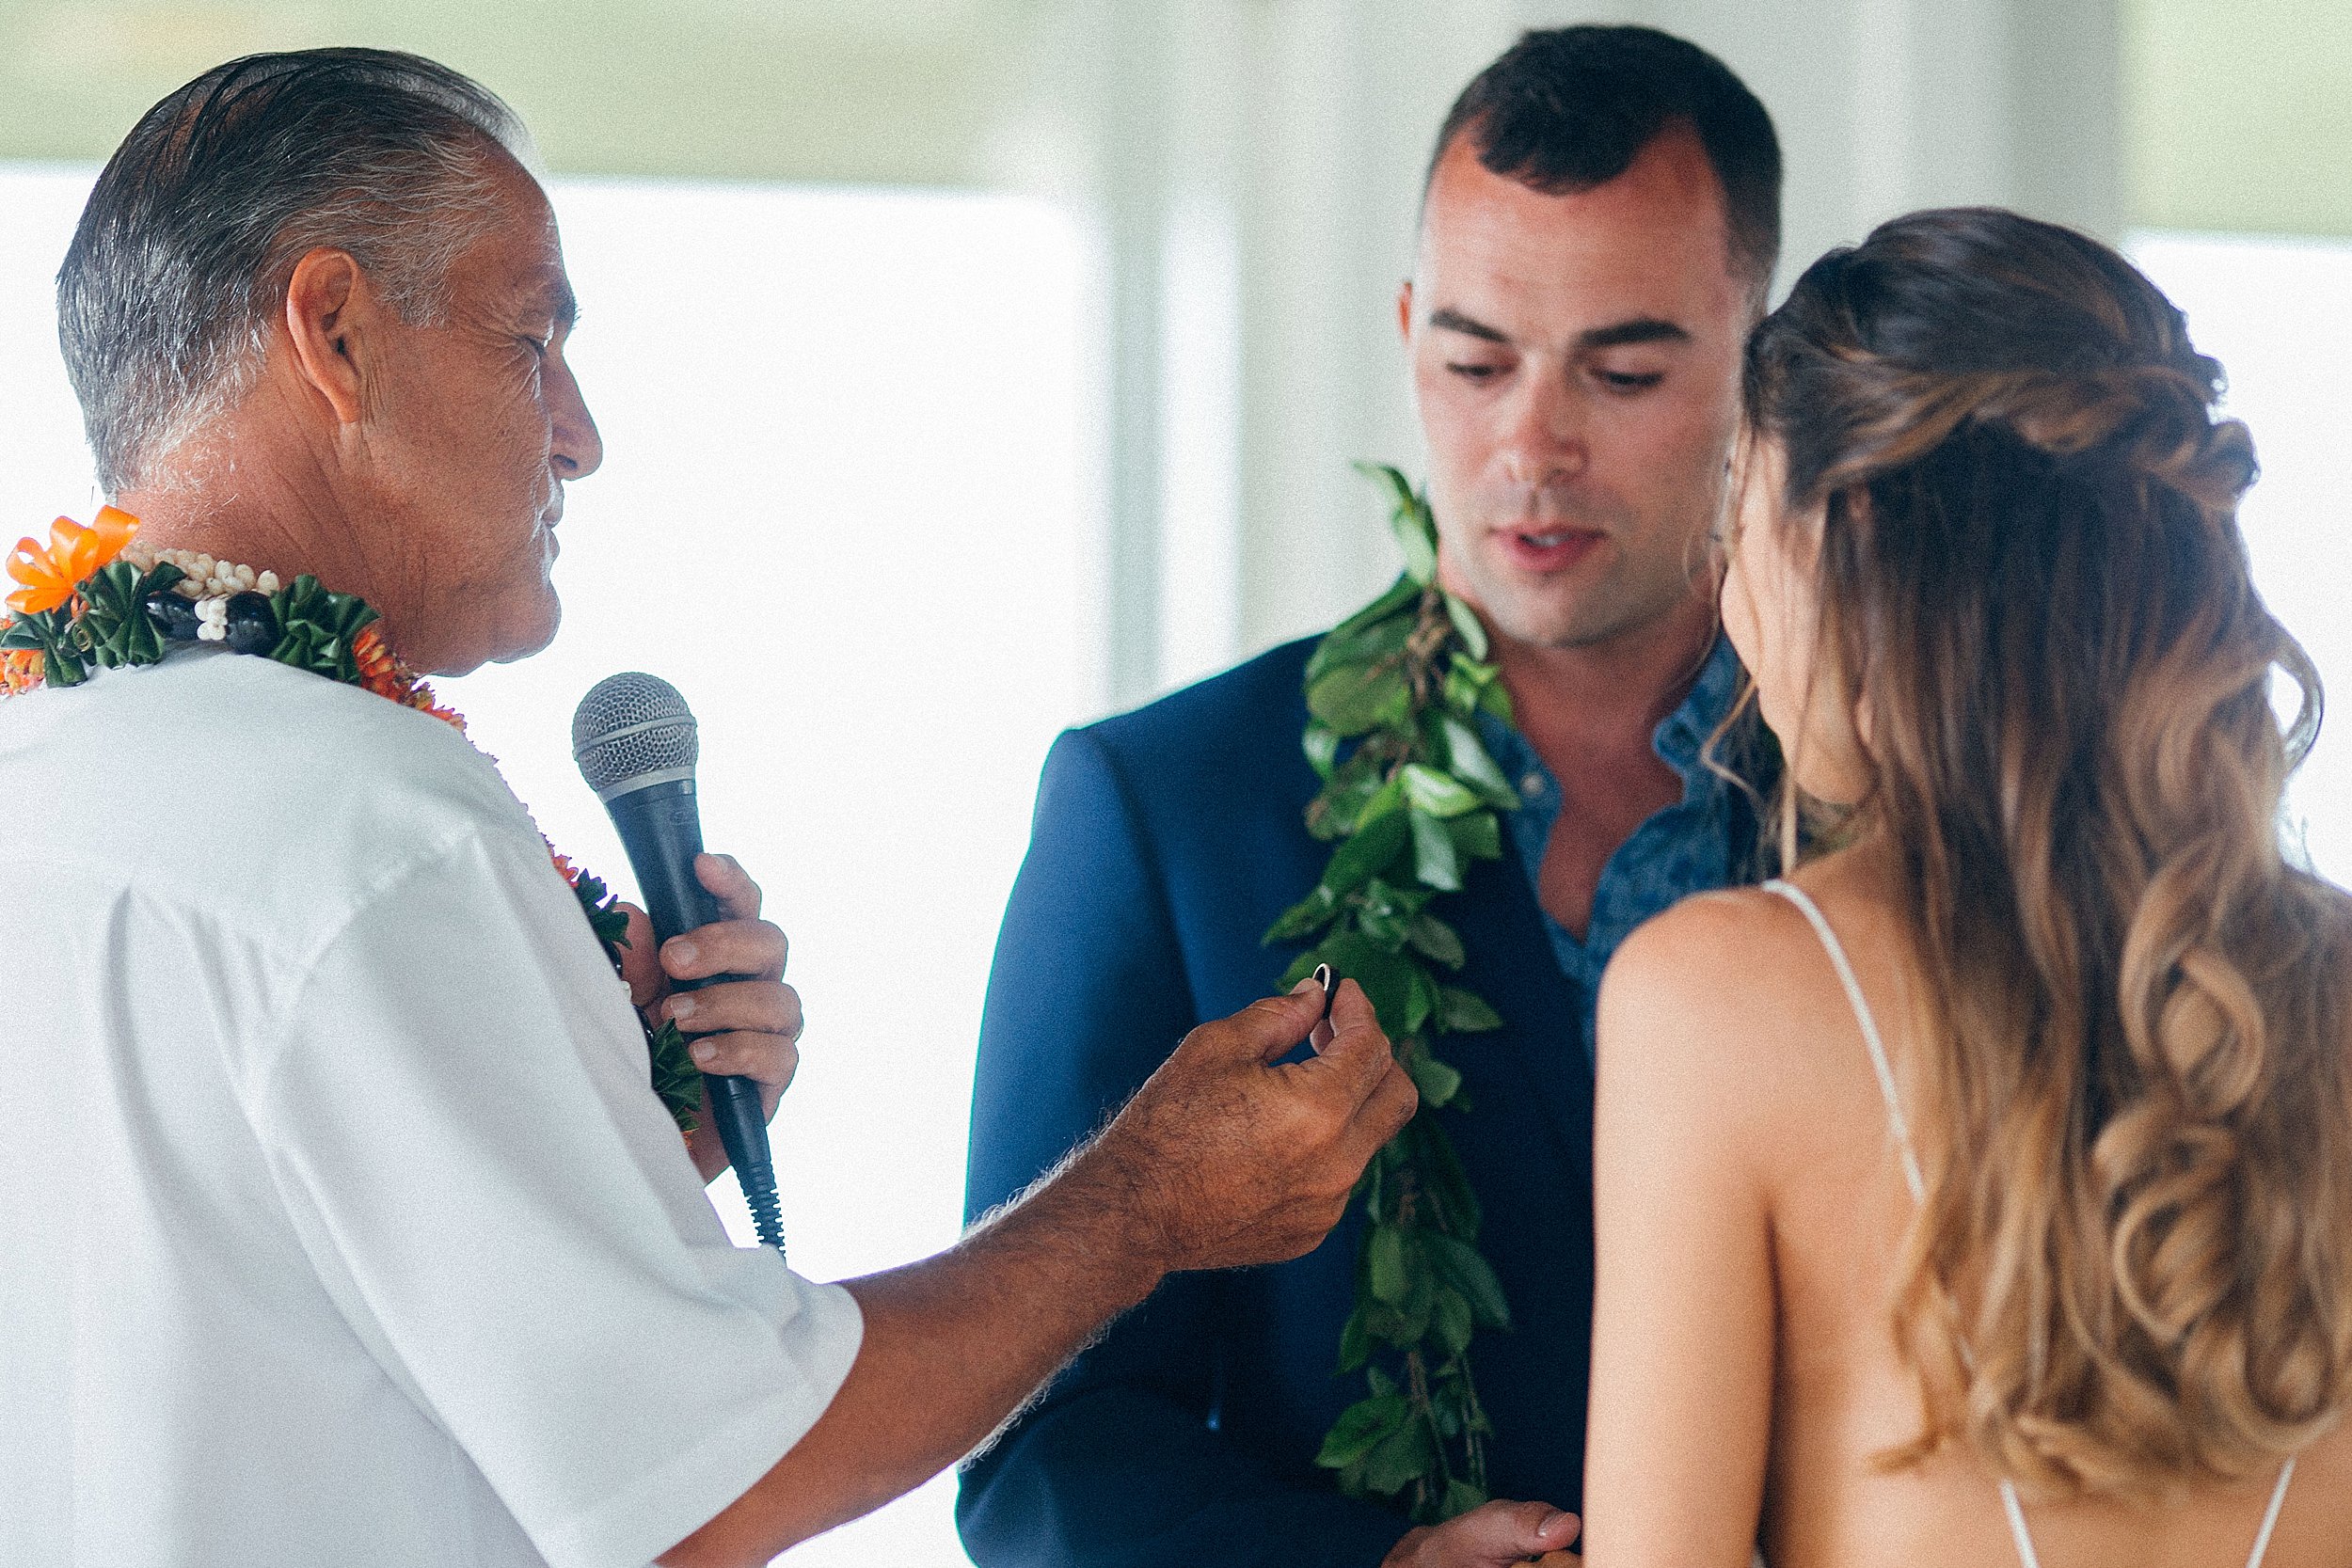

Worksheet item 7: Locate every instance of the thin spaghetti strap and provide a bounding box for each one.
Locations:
[1999,1481,2043,1568]
[2245,1456,2295,1568]
[1765,879,2051,1566]
[1761,879,1928,1204]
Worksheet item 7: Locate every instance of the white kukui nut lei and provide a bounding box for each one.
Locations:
[120,541,280,601]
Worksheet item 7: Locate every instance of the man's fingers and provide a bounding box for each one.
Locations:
[1307,981,1399,1095]
[1338,1060,1420,1169]
[693,852,763,922]
[662,977,803,1043]
[1210,982,1330,1066]
[661,916,788,984]
[1450,1499,1581,1560]
[684,1031,799,1101]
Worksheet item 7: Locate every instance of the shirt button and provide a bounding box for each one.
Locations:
[1520,772,1543,798]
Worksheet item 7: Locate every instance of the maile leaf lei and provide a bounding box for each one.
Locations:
[2,509,703,1134]
[1268,464,1520,1524]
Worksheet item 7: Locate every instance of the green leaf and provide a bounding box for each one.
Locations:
[1316,1391,1410,1468]
[1367,1224,1409,1306]
[1302,721,1341,780]
[1316,931,1416,1033]
[1357,892,1412,950]
[646,1020,703,1135]
[1403,1046,1463,1109]
[78,562,170,670]
[1409,808,1462,892]
[1391,505,1438,588]
[1438,714,1518,808]
[1446,810,1502,863]
[268,575,375,680]
[1431,1286,1474,1358]
[1438,986,1502,1033]
[1353,459,1416,509]
[1440,1480,1489,1520]
[1441,590,1488,658]
[1402,762,1481,819]
[1406,911,1466,969]
[1323,809,1410,898]
[1337,1307,1374,1374]
[1306,610,1414,685]
[1427,1231,1513,1330]
[1264,882,1341,944]
[1329,572,1422,640]
[1478,674,1515,724]
[1415,1119,1485,1238]
[1308,660,1408,736]
[1307,753,1391,840]
[1359,1416,1438,1495]
[1405,964,1438,1036]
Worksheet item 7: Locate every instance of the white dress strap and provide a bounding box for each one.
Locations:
[1758,880,2296,1568]
[2245,1455,2296,1568]
[1761,879,1927,1204]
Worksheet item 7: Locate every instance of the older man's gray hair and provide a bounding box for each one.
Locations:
[57,48,534,494]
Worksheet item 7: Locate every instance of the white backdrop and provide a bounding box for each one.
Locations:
[2131,234,2352,880]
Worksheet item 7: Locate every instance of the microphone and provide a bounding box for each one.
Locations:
[572,673,784,1254]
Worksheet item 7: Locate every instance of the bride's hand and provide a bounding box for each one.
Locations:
[1381,1499,1581,1566]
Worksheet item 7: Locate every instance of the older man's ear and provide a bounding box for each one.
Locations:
[279,246,375,428]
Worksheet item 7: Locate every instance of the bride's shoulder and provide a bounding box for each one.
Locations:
[1596,879,1874,1142]
[1602,883,1822,1018]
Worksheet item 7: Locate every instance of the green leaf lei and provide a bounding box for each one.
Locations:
[3,556,702,1135]
[1268,464,1520,1524]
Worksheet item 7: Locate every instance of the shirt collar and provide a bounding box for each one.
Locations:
[1481,632,1746,799]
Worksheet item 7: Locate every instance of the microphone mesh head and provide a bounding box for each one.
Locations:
[572,672,699,799]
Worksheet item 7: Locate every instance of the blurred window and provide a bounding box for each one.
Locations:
[2130,233,2352,880]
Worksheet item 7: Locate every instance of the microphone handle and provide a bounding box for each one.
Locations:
[609,780,783,1253]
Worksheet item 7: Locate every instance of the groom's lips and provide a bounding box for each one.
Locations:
[1497,525,1606,574]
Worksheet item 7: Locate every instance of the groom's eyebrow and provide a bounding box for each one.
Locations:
[1426,308,1693,350]
[1577,317,1691,350]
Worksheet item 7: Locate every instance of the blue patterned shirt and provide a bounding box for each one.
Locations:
[1479,635,1755,1070]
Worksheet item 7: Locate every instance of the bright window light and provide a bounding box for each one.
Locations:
[2131,233,2352,881]
[1,164,1097,1565]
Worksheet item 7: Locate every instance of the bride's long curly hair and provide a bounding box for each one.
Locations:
[1744,207,2352,1495]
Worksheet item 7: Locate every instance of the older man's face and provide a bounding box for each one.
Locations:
[365,153,600,673]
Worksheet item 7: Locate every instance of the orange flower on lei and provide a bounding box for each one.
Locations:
[0,648,41,694]
[353,623,468,735]
[6,506,139,616]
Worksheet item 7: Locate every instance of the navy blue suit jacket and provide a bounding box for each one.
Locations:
[959,637,1595,1567]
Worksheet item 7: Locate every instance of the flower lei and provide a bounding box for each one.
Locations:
[1271,466,1519,1524]
[2,508,703,1134]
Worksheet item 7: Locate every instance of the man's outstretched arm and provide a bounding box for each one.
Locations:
[658,980,1417,1568]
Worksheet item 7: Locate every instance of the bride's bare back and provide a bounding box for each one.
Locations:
[1581,844,2352,1568]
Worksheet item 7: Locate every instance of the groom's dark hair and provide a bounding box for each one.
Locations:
[1428,25,1782,303]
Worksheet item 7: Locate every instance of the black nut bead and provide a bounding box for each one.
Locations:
[143,590,200,641]
[224,592,277,655]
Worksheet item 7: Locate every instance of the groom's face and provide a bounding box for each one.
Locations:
[1401,123,1751,654]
